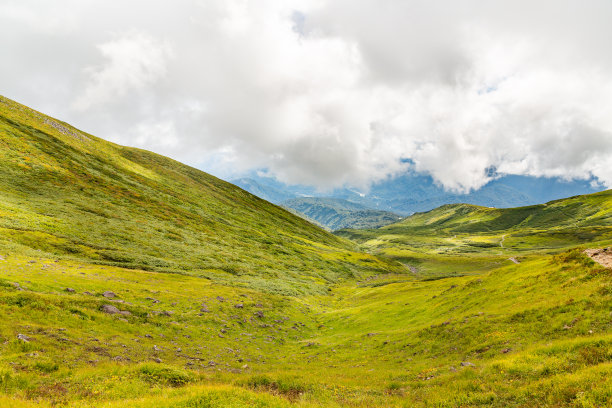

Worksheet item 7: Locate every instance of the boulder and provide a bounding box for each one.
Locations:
[100,304,121,314]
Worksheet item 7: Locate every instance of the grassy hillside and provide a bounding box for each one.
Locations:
[0,96,610,407]
[337,190,612,278]
[0,95,400,295]
[282,197,402,231]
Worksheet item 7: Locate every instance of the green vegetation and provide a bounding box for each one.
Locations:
[337,191,612,278]
[0,95,610,406]
[0,95,400,296]
[282,197,402,231]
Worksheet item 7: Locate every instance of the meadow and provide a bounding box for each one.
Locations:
[0,95,610,407]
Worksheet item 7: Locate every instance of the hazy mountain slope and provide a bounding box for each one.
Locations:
[231,177,296,203]
[0,96,397,294]
[233,172,604,216]
[282,197,402,230]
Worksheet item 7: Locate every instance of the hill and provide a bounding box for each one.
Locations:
[281,197,402,230]
[0,95,398,295]
[337,190,612,278]
[0,96,610,407]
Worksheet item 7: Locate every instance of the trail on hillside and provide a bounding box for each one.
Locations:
[500,234,507,248]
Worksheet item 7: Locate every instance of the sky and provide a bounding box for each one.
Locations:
[2,0,612,193]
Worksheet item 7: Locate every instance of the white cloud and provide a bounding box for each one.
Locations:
[73,31,173,111]
[2,0,612,192]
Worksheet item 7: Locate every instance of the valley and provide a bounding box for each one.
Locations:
[0,96,610,407]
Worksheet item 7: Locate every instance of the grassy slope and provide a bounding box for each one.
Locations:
[0,96,610,407]
[0,95,400,295]
[337,191,612,278]
[281,197,402,231]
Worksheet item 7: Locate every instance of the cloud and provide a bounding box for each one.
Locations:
[2,0,612,192]
[73,31,173,111]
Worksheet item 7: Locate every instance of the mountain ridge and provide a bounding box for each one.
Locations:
[281,197,402,231]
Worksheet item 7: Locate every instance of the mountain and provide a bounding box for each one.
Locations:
[0,95,397,295]
[231,177,297,203]
[282,197,402,230]
[1,95,611,407]
[232,171,604,216]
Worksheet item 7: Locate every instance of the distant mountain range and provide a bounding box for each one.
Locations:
[281,197,402,231]
[231,172,605,229]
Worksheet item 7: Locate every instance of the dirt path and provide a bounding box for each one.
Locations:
[500,234,507,248]
[585,248,612,269]
[508,257,520,264]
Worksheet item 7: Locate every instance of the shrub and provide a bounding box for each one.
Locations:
[139,364,193,387]
[34,361,59,373]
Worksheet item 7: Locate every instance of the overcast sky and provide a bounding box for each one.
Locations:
[2,0,611,192]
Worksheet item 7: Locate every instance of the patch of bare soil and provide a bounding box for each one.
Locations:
[584,247,612,269]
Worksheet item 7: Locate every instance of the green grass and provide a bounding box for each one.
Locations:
[0,95,610,406]
[0,95,401,296]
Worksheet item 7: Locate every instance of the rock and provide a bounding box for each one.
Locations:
[119,310,131,316]
[145,334,153,338]
[449,366,457,372]
[0,255,5,261]
[152,357,162,363]
[153,345,161,351]
[220,328,227,333]
[65,288,76,293]
[200,304,210,313]
[501,348,511,354]
[100,305,121,314]
[460,361,475,367]
[255,303,263,308]
[17,334,31,342]
[216,296,225,302]
[102,291,116,298]
[12,282,23,291]
[83,291,94,296]
[254,310,264,318]
[234,303,244,309]
[160,310,173,316]
[27,260,36,264]
[242,364,248,369]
